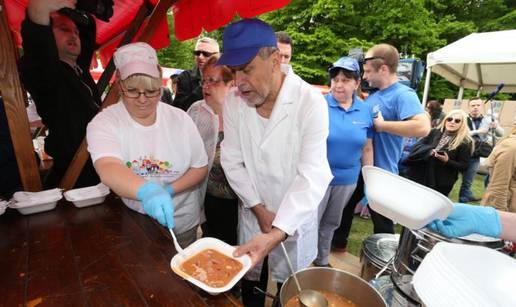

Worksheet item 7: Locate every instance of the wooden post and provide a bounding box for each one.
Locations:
[59,0,177,190]
[0,0,42,191]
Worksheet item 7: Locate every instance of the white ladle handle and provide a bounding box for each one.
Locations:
[170,228,185,255]
[280,242,302,292]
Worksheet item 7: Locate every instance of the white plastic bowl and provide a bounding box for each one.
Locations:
[10,194,62,215]
[64,183,110,208]
[170,237,251,295]
[362,166,453,229]
[413,242,516,307]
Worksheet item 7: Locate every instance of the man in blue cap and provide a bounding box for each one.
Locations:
[219,19,332,306]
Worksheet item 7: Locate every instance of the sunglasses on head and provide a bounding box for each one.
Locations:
[446,117,462,124]
[193,50,216,57]
[363,56,384,63]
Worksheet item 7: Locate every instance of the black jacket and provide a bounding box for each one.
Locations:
[407,129,472,195]
[19,17,100,188]
[173,67,202,111]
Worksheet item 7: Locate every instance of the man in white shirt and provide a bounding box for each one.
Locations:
[218,19,332,306]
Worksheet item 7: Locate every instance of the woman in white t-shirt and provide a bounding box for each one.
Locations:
[86,42,208,247]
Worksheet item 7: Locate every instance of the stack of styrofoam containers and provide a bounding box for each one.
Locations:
[413,242,516,307]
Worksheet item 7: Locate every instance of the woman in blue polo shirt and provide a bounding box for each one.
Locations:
[315,57,374,267]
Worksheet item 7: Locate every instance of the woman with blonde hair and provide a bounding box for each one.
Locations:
[87,42,208,247]
[406,109,474,196]
[481,124,516,212]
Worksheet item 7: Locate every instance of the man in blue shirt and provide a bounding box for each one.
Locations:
[363,44,431,233]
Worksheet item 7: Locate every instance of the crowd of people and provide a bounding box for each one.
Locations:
[6,1,516,306]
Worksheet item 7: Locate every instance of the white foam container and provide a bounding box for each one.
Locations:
[413,242,516,307]
[170,237,252,295]
[10,189,62,215]
[64,183,110,208]
[362,166,453,229]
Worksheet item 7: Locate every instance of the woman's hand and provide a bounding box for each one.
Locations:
[433,150,449,163]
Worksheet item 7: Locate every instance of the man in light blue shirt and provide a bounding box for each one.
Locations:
[363,44,431,233]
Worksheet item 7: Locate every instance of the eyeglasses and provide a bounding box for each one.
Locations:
[363,56,384,63]
[122,88,161,98]
[193,50,217,57]
[200,77,224,86]
[446,117,462,124]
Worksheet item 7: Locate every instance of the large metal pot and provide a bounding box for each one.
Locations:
[279,267,387,307]
[392,226,505,303]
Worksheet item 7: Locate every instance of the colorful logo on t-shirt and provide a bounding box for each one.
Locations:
[126,156,173,177]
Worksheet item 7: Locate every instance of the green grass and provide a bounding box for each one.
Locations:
[345,174,487,256]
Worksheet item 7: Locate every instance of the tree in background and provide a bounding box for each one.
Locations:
[157,14,196,70]
[157,1,515,100]
[260,0,515,100]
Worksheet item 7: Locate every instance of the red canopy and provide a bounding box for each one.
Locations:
[172,0,290,41]
[5,0,290,66]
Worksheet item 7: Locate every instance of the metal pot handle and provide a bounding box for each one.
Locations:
[374,255,395,279]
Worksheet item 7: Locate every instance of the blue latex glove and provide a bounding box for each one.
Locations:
[137,181,174,228]
[428,203,501,238]
[164,184,175,196]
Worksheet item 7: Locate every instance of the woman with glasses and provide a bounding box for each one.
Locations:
[406,109,474,196]
[187,54,239,245]
[86,43,208,247]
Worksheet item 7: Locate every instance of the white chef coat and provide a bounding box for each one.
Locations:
[221,70,333,282]
[87,101,208,234]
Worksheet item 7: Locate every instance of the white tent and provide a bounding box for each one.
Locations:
[422,29,516,104]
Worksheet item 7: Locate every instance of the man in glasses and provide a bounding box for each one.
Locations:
[19,0,101,188]
[362,43,431,234]
[218,19,332,306]
[173,37,220,111]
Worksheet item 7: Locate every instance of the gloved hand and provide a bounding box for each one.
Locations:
[137,181,174,228]
[163,184,175,196]
[428,203,501,238]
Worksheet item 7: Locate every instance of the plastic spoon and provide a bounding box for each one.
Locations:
[169,228,186,257]
[280,242,328,307]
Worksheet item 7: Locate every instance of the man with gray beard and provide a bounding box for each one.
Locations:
[218,19,332,307]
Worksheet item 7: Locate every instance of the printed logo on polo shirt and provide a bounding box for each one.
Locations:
[126,156,173,177]
[352,120,368,126]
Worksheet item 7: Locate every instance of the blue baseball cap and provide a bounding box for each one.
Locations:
[217,19,277,67]
[329,56,360,74]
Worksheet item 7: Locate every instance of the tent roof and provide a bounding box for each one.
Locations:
[426,29,516,93]
[5,0,290,66]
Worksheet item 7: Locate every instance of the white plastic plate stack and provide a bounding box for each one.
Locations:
[170,237,252,295]
[413,242,516,307]
[64,183,110,208]
[9,188,62,215]
[362,166,453,229]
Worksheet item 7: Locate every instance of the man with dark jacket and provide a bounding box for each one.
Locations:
[173,37,219,111]
[19,0,100,188]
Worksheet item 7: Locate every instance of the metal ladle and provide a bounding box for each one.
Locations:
[280,242,328,307]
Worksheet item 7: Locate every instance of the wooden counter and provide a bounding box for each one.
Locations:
[0,195,242,307]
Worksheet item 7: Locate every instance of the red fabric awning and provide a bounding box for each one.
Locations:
[4,0,290,66]
[172,0,291,41]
